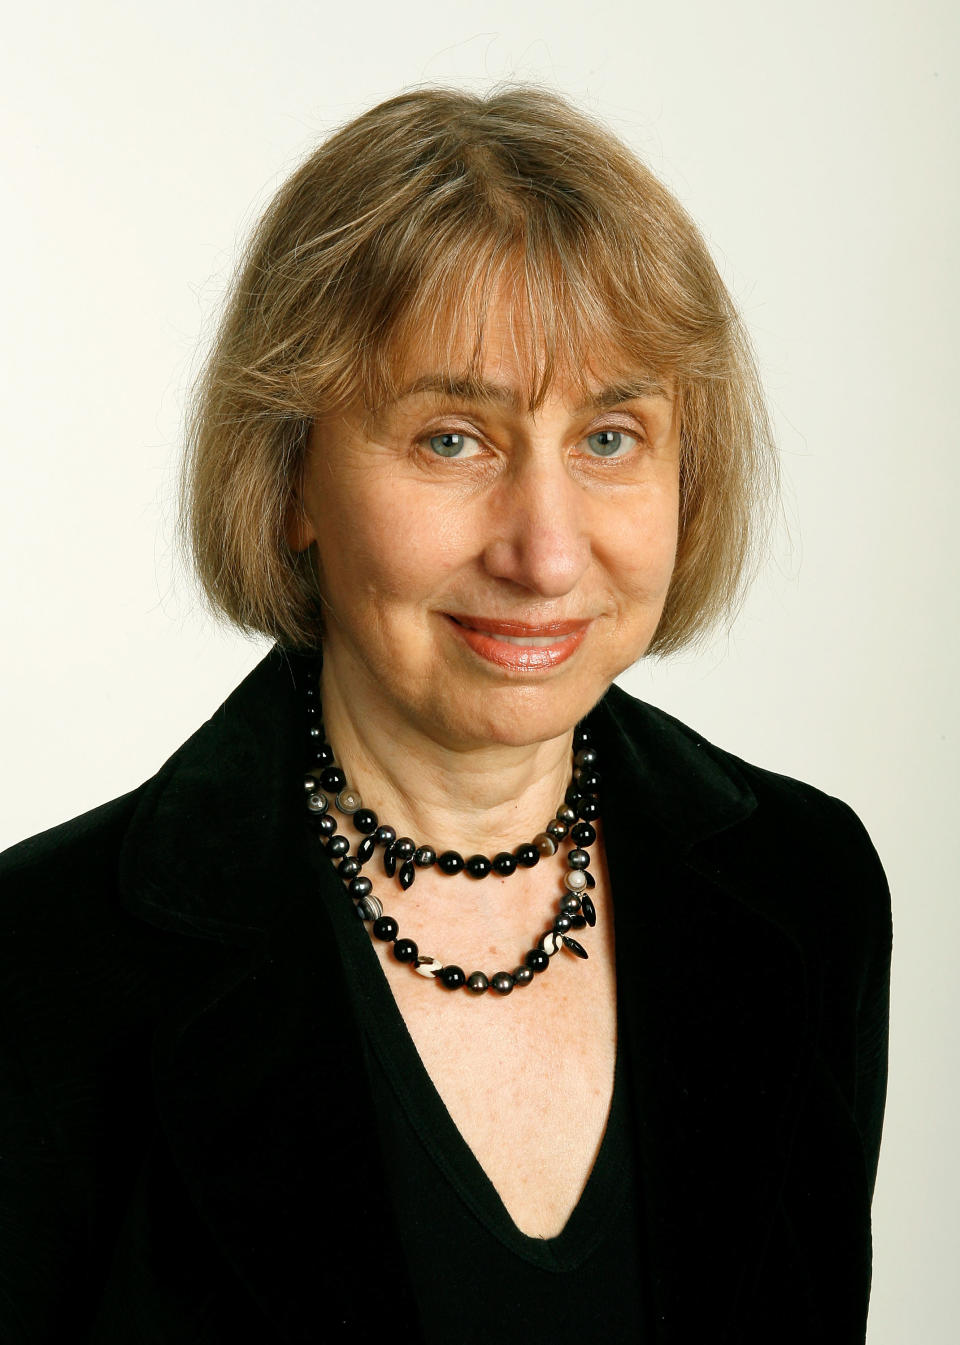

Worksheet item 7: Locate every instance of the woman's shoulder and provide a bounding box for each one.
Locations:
[601,679,881,839]
[0,787,144,936]
[597,681,891,951]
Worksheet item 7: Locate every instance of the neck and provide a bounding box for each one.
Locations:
[318,656,575,857]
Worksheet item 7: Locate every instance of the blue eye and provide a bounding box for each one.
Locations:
[428,432,479,458]
[585,430,636,458]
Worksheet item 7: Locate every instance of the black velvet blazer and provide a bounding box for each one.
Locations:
[0,647,891,1344]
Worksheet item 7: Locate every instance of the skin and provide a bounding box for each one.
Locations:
[286,303,682,1236]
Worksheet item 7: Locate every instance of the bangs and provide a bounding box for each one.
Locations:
[313,193,686,421]
[377,254,661,414]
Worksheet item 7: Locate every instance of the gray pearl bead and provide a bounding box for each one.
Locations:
[567,849,590,869]
[513,965,534,986]
[466,971,489,995]
[561,892,581,913]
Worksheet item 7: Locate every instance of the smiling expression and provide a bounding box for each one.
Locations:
[288,303,682,753]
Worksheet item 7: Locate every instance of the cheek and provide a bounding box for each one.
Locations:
[598,487,680,601]
[312,479,477,609]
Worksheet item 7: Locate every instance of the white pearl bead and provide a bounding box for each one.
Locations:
[336,788,362,813]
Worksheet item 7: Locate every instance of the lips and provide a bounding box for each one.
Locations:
[444,614,591,670]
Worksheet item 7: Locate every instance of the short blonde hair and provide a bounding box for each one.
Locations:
[181,85,776,655]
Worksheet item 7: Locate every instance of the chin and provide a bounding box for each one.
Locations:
[431,677,610,751]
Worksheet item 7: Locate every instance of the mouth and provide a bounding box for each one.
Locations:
[443,614,591,670]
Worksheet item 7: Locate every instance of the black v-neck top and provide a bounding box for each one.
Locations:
[319,863,649,1342]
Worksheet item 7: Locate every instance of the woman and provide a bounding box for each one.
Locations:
[0,87,890,1343]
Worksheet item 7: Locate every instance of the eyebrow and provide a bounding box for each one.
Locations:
[391,373,670,414]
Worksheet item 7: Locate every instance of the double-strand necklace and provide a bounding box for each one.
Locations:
[301,668,601,996]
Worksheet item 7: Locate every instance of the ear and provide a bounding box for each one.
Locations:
[283,494,316,552]
[284,428,318,551]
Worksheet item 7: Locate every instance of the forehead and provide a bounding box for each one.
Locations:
[386,370,672,417]
[375,288,672,415]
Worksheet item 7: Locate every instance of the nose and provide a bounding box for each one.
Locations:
[480,450,592,598]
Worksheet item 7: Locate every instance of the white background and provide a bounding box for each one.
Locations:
[1,2,956,1338]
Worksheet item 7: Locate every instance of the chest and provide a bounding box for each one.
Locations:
[372,855,618,1238]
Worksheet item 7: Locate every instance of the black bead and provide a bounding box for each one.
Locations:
[375,824,397,847]
[354,809,378,835]
[373,916,398,941]
[357,835,377,864]
[491,851,517,876]
[524,948,550,973]
[562,935,589,959]
[399,861,416,889]
[308,742,334,767]
[465,854,491,879]
[348,876,372,900]
[568,848,590,869]
[555,804,577,826]
[394,938,418,963]
[383,845,397,878]
[577,768,601,792]
[554,913,572,933]
[320,766,346,791]
[439,965,466,990]
[569,912,587,929]
[466,971,489,994]
[514,843,540,868]
[578,797,600,822]
[338,857,362,880]
[571,821,596,847]
[437,850,465,875]
[573,724,592,747]
[327,834,350,858]
[581,894,597,927]
[585,870,596,889]
[565,785,583,808]
[513,965,535,986]
[316,814,338,837]
[307,725,324,744]
[545,819,568,842]
[414,845,437,867]
[574,747,598,768]
[395,836,416,861]
[490,972,514,995]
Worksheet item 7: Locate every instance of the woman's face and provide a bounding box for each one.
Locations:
[290,304,681,752]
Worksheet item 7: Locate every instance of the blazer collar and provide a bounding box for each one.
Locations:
[120,647,810,1344]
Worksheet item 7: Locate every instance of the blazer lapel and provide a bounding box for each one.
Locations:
[595,691,815,1343]
[120,647,417,1341]
[149,875,418,1343]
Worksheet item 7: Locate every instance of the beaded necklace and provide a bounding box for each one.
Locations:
[302,667,601,996]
